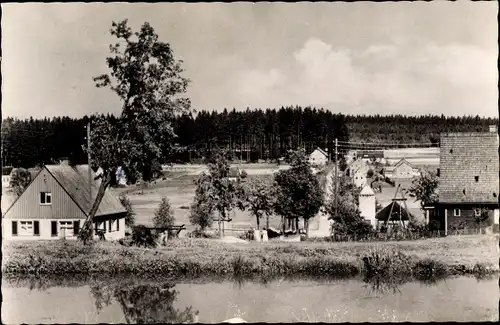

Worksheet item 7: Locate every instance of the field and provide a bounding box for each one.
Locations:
[112,165,284,233]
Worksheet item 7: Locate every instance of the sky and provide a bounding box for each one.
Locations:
[1,2,498,119]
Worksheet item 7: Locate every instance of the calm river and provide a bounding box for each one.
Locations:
[2,276,498,323]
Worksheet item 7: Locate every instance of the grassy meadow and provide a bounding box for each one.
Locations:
[111,165,284,233]
[2,235,498,279]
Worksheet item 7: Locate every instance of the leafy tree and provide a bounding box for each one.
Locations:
[119,193,136,228]
[324,176,373,238]
[273,148,324,236]
[189,149,244,236]
[9,168,32,197]
[366,169,374,179]
[153,197,175,229]
[77,19,190,244]
[408,170,439,211]
[240,177,275,230]
[473,207,491,228]
[90,281,198,324]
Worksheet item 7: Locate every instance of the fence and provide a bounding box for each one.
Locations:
[323,227,492,243]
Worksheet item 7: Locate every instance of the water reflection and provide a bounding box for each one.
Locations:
[3,273,498,323]
[89,280,199,324]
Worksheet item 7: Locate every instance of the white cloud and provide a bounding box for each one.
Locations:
[233,38,498,116]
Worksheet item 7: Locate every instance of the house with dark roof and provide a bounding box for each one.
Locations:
[426,129,499,234]
[2,163,127,241]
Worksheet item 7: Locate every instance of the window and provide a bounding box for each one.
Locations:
[12,221,18,236]
[109,220,112,232]
[59,221,73,237]
[34,221,40,236]
[19,221,34,236]
[454,209,461,217]
[40,192,52,205]
[51,221,58,237]
[73,221,80,236]
[475,176,479,182]
[116,218,120,231]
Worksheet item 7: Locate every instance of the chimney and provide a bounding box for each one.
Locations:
[489,125,497,133]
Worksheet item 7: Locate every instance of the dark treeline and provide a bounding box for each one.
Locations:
[345,114,498,144]
[1,107,497,169]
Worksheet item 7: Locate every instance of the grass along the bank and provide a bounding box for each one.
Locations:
[2,235,498,279]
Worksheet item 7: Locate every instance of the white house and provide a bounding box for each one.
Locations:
[2,166,13,188]
[2,175,11,188]
[2,164,127,241]
[309,148,328,167]
[385,158,416,179]
[359,184,376,227]
[348,159,370,188]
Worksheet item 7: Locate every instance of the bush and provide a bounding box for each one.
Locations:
[153,197,175,236]
[131,225,158,248]
[119,193,136,228]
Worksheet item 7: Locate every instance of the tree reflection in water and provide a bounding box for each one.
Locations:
[89,280,199,324]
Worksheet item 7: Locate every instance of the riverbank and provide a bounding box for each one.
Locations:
[2,235,498,279]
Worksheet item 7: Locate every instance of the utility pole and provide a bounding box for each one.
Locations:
[86,123,92,211]
[334,138,338,217]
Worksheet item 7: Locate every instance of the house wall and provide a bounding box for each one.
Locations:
[394,163,414,179]
[3,218,85,240]
[93,216,126,241]
[353,170,368,187]
[359,194,376,227]
[3,167,88,220]
[3,216,126,241]
[309,151,327,166]
[2,175,11,187]
[446,207,496,229]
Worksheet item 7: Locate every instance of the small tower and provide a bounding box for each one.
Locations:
[359,184,376,227]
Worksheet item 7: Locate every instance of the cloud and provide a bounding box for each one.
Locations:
[233,38,498,116]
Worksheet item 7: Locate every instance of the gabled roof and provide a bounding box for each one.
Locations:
[44,164,126,217]
[360,184,375,196]
[439,132,499,204]
[394,158,414,169]
[375,201,413,221]
[311,147,328,157]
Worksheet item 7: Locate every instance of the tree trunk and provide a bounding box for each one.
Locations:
[304,218,309,238]
[256,214,260,230]
[295,217,299,234]
[80,171,112,244]
[281,216,285,234]
[266,214,269,230]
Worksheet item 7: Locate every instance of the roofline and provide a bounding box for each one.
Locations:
[436,201,499,206]
[44,165,90,217]
[2,167,45,217]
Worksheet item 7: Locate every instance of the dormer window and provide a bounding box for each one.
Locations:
[40,192,52,205]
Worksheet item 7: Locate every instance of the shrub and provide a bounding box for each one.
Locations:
[131,225,158,248]
[119,193,136,228]
[153,197,175,236]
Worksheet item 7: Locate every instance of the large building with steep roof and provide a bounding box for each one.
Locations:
[2,163,127,240]
[426,129,499,233]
